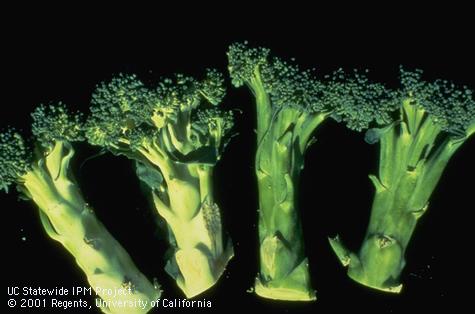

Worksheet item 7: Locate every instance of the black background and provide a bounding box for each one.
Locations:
[3,7,474,314]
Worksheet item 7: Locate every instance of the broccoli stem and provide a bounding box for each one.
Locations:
[255,154,315,300]
[344,149,456,293]
[23,142,160,313]
[152,163,233,298]
[330,102,466,292]
[346,178,418,292]
[251,67,272,141]
[253,104,318,300]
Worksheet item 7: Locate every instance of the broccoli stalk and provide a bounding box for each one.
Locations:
[86,70,234,297]
[228,43,319,300]
[227,43,334,300]
[0,105,160,314]
[330,69,475,292]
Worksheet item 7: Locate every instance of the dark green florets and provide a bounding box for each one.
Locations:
[329,70,398,131]
[86,74,151,149]
[91,73,148,114]
[227,41,270,88]
[199,69,226,105]
[86,70,232,157]
[195,109,234,138]
[0,129,31,192]
[399,68,475,135]
[127,127,157,152]
[31,103,84,149]
[228,42,398,131]
[154,70,226,112]
[267,59,326,113]
[190,108,234,160]
[161,74,201,111]
[228,42,325,113]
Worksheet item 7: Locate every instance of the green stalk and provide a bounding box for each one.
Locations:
[330,103,469,293]
[253,91,321,300]
[255,136,315,300]
[23,142,160,314]
[151,162,233,298]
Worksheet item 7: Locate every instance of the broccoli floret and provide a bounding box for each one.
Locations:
[31,103,84,148]
[398,68,474,135]
[329,68,475,293]
[1,103,84,196]
[0,129,31,192]
[328,68,398,131]
[198,68,226,105]
[195,108,234,153]
[85,69,234,298]
[1,103,160,313]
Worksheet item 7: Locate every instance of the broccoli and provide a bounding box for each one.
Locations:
[85,70,234,297]
[227,42,383,300]
[0,104,160,314]
[329,68,475,292]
